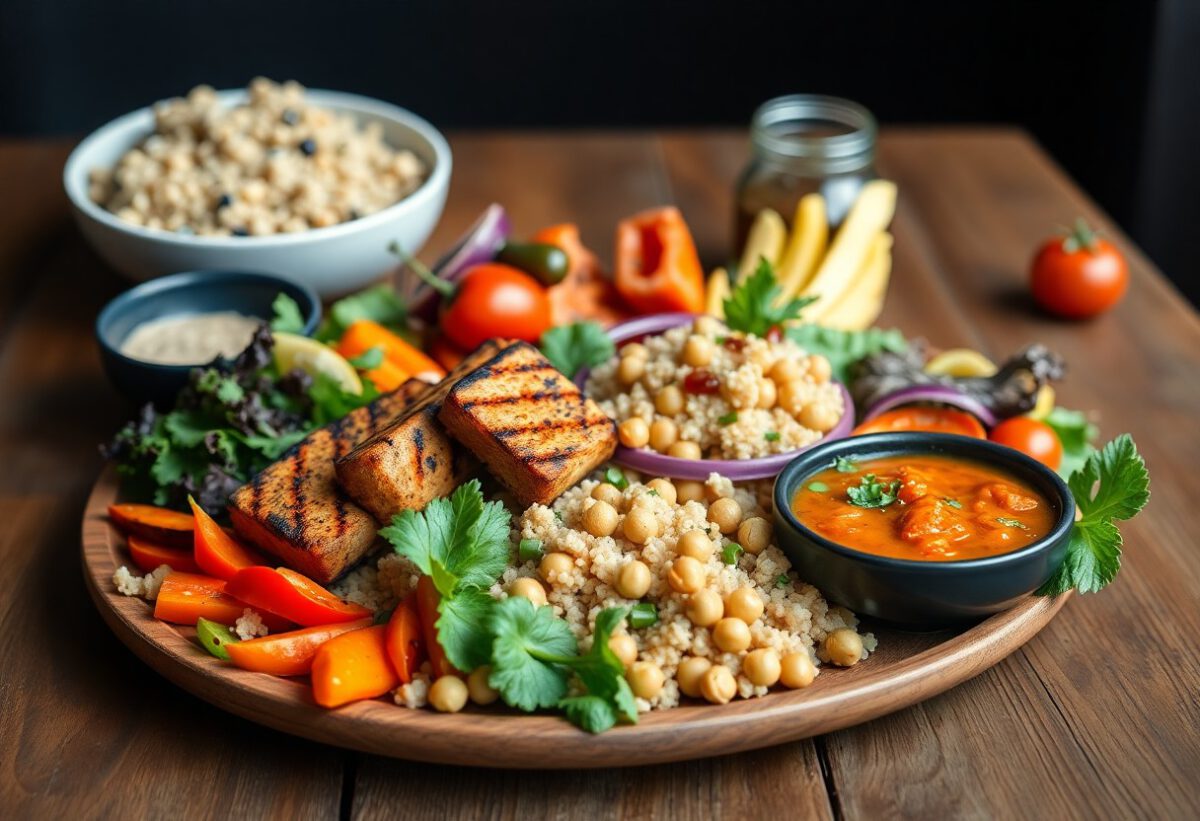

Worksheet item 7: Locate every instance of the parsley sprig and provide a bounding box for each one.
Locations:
[723,259,817,337]
[1038,434,1149,595]
[539,322,615,379]
[846,474,901,509]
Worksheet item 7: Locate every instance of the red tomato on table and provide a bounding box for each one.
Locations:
[1031,219,1128,319]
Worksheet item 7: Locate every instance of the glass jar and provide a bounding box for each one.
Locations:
[734,95,878,251]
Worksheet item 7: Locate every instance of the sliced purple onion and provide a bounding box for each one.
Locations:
[407,204,511,320]
[862,384,998,428]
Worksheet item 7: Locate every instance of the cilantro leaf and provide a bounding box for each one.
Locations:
[561,606,637,730]
[560,696,619,734]
[316,284,408,343]
[437,588,498,672]
[488,597,577,711]
[846,474,901,508]
[1037,434,1149,595]
[270,293,307,334]
[348,346,385,370]
[834,456,859,473]
[307,372,379,426]
[539,322,615,379]
[723,258,818,337]
[785,324,909,383]
[1044,406,1099,479]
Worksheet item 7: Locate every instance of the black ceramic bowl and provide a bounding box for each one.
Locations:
[96,271,321,406]
[773,432,1075,629]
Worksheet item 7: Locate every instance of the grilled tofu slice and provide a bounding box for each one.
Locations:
[227,380,427,583]
[438,341,617,507]
[334,340,515,523]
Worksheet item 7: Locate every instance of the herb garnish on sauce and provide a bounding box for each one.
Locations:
[846,474,901,509]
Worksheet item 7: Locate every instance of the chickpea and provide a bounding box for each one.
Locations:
[675,480,706,503]
[692,315,720,337]
[743,649,782,687]
[677,656,713,698]
[617,355,645,385]
[646,478,677,505]
[700,664,738,704]
[667,555,706,594]
[685,589,724,627]
[649,418,679,452]
[824,628,864,667]
[799,403,841,433]
[429,675,469,713]
[725,586,765,624]
[622,342,649,360]
[780,652,817,689]
[713,617,752,653]
[608,634,638,667]
[778,382,808,416]
[737,517,772,555]
[616,560,652,599]
[806,354,832,384]
[623,507,659,544]
[770,357,804,384]
[467,666,500,705]
[677,529,714,561]
[655,385,685,416]
[591,482,624,508]
[668,440,702,460]
[682,334,713,367]
[757,378,777,409]
[626,661,665,699]
[582,500,619,537]
[708,497,743,534]
[539,551,575,583]
[618,417,650,449]
[508,577,547,607]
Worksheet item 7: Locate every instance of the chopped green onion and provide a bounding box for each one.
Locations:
[764,431,781,442]
[722,542,744,565]
[775,573,789,588]
[519,538,544,563]
[996,516,1028,530]
[553,510,564,522]
[604,466,629,490]
[629,602,658,629]
[834,456,858,473]
[645,489,659,497]
[195,617,240,661]
[942,497,963,509]
[718,411,738,425]
[808,481,829,492]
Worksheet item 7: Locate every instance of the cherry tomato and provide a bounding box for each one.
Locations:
[853,407,987,439]
[440,263,552,351]
[988,417,1062,470]
[1031,219,1128,319]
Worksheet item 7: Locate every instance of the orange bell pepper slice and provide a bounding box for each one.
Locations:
[224,566,372,626]
[535,223,633,328]
[415,575,457,678]
[108,503,194,548]
[153,571,291,631]
[614,206,706,314]
[226,617,373,676]
[311,625,400,708]
[127,535,200,574]
[337,319,446,382]
[189,496,268,580]
[385,596,425,684]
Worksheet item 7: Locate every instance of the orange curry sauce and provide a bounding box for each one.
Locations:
[792,455,1056,561]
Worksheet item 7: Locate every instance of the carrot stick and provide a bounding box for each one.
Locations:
[189,496,268,581]
[415,575,457,677]
[226,618,373,676]
[311,625,399,708]
[385,597,425,684]
[127,535,200,574]
[108,504,194,548]
[337,320,446,380]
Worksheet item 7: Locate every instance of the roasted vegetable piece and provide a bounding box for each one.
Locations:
[498,241,571,285]
[415,575,458,678]
[153,572,291,630]
[226,617,373,676]
[385,597,425,684]
[189,496,268,581]
[614,206,706,314]
[224,566,372,626]
[311,625,400,708]
[536,223,633,328]
[108,504,195,548]
[196,617,240,660]
[127,535,200,574]
[336,319,446,382]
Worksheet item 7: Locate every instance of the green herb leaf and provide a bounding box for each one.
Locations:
[629,602,658,629]
[785,325,909,383]
[560,695,619,734]
[723,259,818,337]
[807,481,829,492]
[941,497,963,509]
[1037,435,1149,596]
[270,293,307,334]
[558,607,638,732]
[775,573,789,588]
[764,431,781,442]
[995,516,1028,529]
[519,538,544,563]
[316,284,408,343]
[348,346,385,370]
[718,411,738,425]
[1044,406,1099,479]
[604,466,629,491]
[539,322,615,379]
[834,456,859,473]
[488,596,577,711]
[722,542,744,565]
[307,372,380,426]
[846,474,901,509]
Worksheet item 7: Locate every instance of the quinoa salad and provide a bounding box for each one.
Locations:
[89,78,427,236]
[586,316,846,460]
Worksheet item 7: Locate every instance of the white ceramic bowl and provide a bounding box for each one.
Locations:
[63,89,451,297]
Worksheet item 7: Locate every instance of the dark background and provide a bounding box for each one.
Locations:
[3,0,1197,303]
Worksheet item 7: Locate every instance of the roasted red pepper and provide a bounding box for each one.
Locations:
[614,207,706,314]
[225,566,372,626]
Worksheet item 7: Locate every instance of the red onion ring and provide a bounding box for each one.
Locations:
[408,203,510,320]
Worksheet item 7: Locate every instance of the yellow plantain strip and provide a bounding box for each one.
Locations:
[736,208,787,281]
[775,193,828,303]
[816,233,894,330]
[799,181,897,315]
[705,267,731,318]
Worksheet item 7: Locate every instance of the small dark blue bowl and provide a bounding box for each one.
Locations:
[773,432,1074,629]
[96,270,321,407]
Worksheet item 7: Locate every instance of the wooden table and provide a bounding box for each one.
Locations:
[1,129,1197,819]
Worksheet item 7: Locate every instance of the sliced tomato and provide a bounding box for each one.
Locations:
[853,406,987,439]
[225,566,372,626]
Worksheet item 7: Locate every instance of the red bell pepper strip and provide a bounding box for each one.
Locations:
[225,566,372,626]
[127,535,200,574]
[385,597,425,684]
[153,572,291,631]
[415,575,457,677]
[226,617,373,676]
[614,207,706,314]
[189,496,268,580]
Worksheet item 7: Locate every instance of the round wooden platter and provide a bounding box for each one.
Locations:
[82,466,1070,769]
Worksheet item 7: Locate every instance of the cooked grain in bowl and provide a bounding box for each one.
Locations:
[88,78,427,236]
[586,316,845,460]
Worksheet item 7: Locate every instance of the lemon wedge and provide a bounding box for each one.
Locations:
[925,348,997,378]
[272,332,362,394]
[1027,384,1056,420]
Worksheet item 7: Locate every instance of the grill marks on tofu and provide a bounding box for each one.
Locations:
[227,381,425,583]
[438,342,617,507]
[334,340,515,523]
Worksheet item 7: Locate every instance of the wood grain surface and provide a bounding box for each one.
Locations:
[1,129,1197,818]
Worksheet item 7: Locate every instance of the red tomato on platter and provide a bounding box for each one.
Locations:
[440,263,552,351]
[989,417,1063,471]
